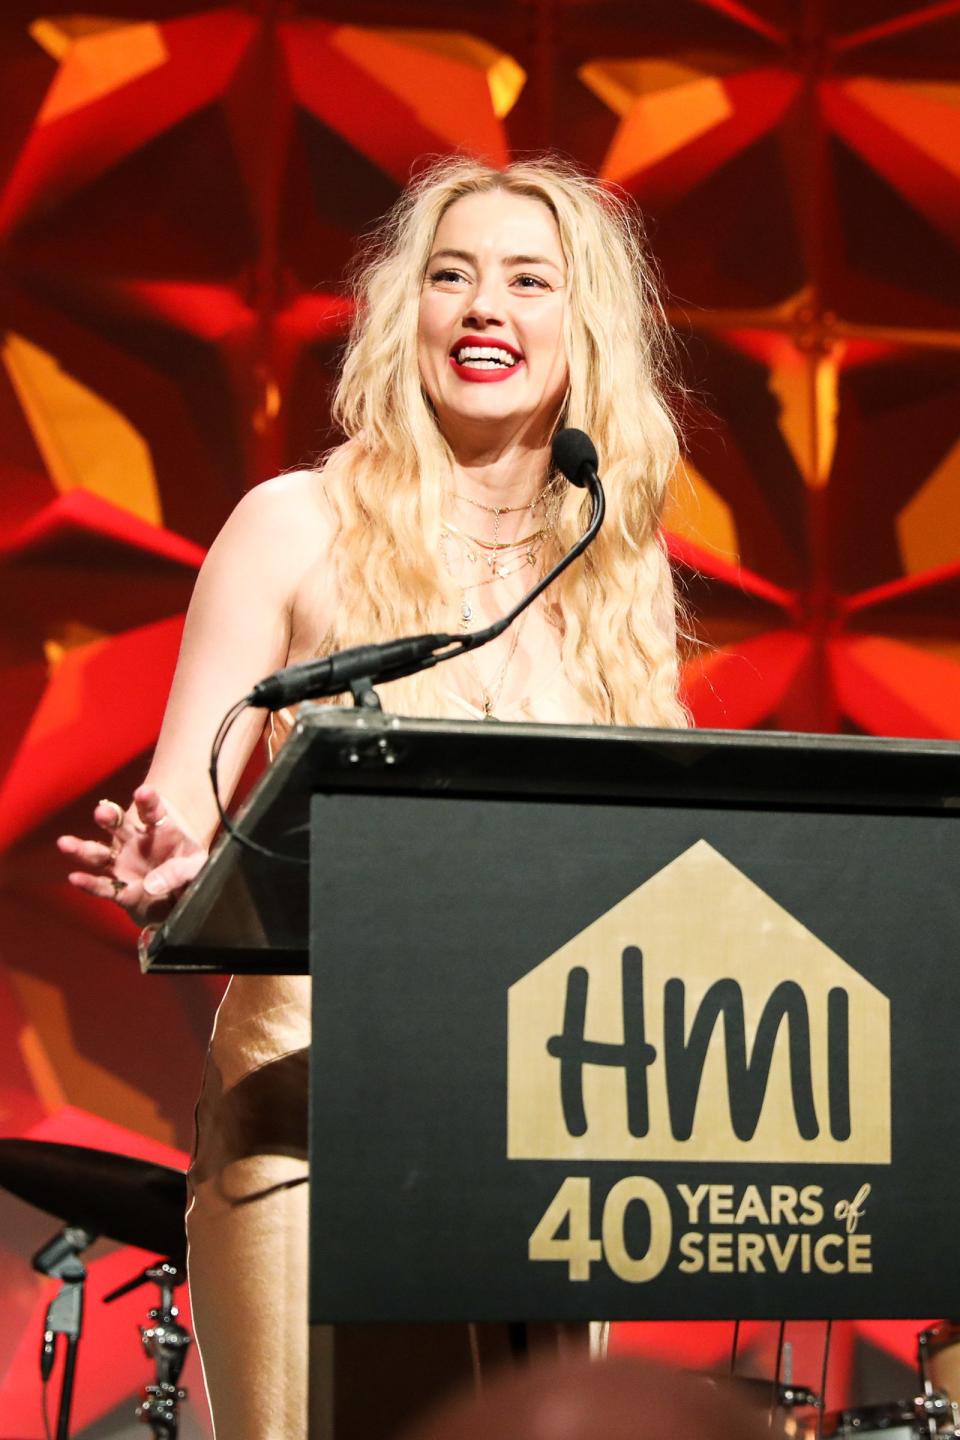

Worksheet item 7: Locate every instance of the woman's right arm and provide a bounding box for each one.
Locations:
[58,470,333,923]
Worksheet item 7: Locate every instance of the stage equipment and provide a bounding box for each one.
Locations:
[32,1223,92,1440]
[0,1139,190,1439]
[105,1260,191,1440]
[920,1324,960,1425]
[797,1397,959,1438]
[0,1140,186,1264]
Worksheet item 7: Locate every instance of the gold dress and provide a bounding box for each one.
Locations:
[187,681,598,1440]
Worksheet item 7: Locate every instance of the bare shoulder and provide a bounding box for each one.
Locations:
[229,468,334,546]
[206,468,336,590]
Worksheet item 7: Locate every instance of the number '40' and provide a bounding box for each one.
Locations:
[528,1176,672,1283]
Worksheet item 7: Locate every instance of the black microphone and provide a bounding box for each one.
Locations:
[552,427,599,489]
[250,632,458,711]
[247,428,605,710]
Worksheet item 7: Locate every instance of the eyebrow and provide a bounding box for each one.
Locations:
[427,247,563,270]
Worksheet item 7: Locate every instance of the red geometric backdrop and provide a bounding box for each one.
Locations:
[0,2,958,1435]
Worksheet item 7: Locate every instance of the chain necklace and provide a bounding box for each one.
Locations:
[445,477,562,557]
[450,482,556,518]
[442,516,545,560]
[440,476,563,632]
[467,614,527,718]
[440,527,548,627]
[438,528,528,712]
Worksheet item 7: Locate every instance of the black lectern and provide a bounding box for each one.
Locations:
[145,710,960,1390]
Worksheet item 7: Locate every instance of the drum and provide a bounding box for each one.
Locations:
[920,1322,960,1403]
[798,1396,960,1439]
[799,1401,920,1438]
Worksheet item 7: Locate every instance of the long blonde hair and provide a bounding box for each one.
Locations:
[313,154,686,727]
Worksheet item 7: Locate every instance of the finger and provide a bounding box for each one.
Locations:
[133,784,165,825]
[132,785,181,840]
[142,850,207,898]
[94,799,127,836]
[133,786,200,849]
[67,870,134,904]
[57,836,117,870]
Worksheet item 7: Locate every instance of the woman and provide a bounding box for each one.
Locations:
[58,155,687,1438]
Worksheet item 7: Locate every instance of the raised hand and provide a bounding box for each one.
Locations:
[57,783,208,926]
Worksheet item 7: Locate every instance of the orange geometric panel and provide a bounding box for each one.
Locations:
[0,5,958,1434]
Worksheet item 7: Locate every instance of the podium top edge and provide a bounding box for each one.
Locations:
[294,709,959,759]
[143,710,958,971]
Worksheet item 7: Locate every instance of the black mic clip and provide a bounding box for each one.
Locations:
[32,1224,95,1280]
[33,1224,95,1382]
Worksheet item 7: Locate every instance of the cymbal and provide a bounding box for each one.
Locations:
[0,1139,186,1266]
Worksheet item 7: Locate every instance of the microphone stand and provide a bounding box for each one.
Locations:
[249,471,606,715]
[33,1225,95,1440]
[208,441,605,849]
[104,1259,191,1440]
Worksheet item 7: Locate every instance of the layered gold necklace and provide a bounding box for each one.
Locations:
[440,481,561,629]
[439,480,562,716]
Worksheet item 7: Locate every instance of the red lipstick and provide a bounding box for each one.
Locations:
[449,340,524,384]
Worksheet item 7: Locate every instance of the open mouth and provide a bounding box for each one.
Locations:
[450,343,523,374]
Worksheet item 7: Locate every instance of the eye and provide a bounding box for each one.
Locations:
[511,273,551,291]
[427,268,469,288]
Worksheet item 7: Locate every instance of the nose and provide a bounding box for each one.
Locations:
[463,277,504,330]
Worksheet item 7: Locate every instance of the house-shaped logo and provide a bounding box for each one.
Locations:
[508,841,891,1164]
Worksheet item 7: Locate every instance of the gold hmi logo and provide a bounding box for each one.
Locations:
[508,841,891,1165]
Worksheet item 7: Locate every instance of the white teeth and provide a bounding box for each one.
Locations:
[453,345,520,367]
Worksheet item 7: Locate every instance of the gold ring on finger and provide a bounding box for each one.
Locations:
[110,876,128,899]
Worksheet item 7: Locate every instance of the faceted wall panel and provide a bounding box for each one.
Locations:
[0,3,957,1434]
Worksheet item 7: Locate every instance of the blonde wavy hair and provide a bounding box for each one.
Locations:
[312,154,687,727]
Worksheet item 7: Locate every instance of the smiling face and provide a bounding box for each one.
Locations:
[417,188,569,454]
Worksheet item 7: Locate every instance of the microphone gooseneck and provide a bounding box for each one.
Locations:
[246,427,605,712]
[209,428,607,860]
